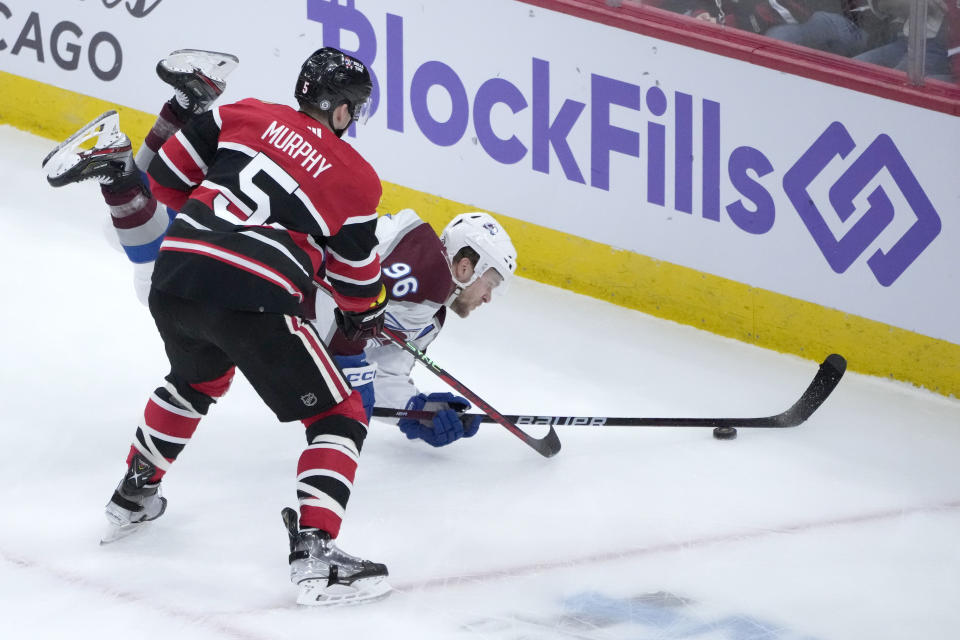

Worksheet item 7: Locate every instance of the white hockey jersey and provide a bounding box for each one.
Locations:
[314,209,457,409]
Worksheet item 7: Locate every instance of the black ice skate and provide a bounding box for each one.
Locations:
[156,49,239,114]
[101,454,167,544]
[281,507,391,606]
[41,111,134,188]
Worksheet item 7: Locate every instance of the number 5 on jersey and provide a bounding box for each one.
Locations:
[212,152,298,225]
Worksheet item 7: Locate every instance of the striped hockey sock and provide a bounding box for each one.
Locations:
[125,369,235,482]
[134,100,189,172]
[298,394,368,537]
[102,184,171,264]
[100,101,189,265]
[127,386,203,483]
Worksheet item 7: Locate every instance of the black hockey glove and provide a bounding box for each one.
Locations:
[334,286,387,342]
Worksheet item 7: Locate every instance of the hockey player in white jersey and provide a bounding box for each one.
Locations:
[320,208,518,447]
[43,49,519,451]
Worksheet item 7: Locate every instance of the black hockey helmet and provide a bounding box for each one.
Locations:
[294,47,372,124]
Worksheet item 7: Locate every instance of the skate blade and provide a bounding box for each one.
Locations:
[296,576,392,607]
[99,521,148,545]
[41,111,120,172]
[162,49,239,83]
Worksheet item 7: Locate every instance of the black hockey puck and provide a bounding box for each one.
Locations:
[713,426,738,440]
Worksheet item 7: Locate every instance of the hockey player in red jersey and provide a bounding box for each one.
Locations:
[44,48,519,453]
[43,47,391,605]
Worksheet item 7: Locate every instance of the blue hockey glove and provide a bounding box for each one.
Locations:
[334,353,377,421]
[398,392,482,447]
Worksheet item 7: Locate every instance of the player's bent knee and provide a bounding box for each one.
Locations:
[301,393,368,451]
[163,368,235,416]
[189,366,236,400]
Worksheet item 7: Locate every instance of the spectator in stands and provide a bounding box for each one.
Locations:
[652,0,955,82]
[764,0,896,57]
[661,0,894,59]
[853,0,959,83]
[683,0,843,37]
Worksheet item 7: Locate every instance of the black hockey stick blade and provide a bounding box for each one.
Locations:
[374,354,846,430]
[741,353,847,428]
[379,327,561,458]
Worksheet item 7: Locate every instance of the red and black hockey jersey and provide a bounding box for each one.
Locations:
[147,97,383,316]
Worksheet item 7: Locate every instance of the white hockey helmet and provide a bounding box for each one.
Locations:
[440,212,517,290]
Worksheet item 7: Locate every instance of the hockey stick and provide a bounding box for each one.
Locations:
[378,326,562,458]
[374,353,846,430]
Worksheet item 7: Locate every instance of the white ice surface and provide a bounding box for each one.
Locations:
[1,125,958,640]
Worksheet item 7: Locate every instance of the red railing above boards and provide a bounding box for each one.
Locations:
[518,0,960,116]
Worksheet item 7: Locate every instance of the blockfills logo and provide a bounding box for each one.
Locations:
[783,122,941,287]
[306,2,943,287]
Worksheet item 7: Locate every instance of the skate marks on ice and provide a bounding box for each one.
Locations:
[396,497,960,592]
[394,498,960,640]
[0,546,813,640]
[0,546,277,640]
[3,492,959,640]
[3,541,795,640]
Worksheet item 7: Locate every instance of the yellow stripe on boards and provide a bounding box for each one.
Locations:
[4,71,956,397]
[1,71,155,150]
